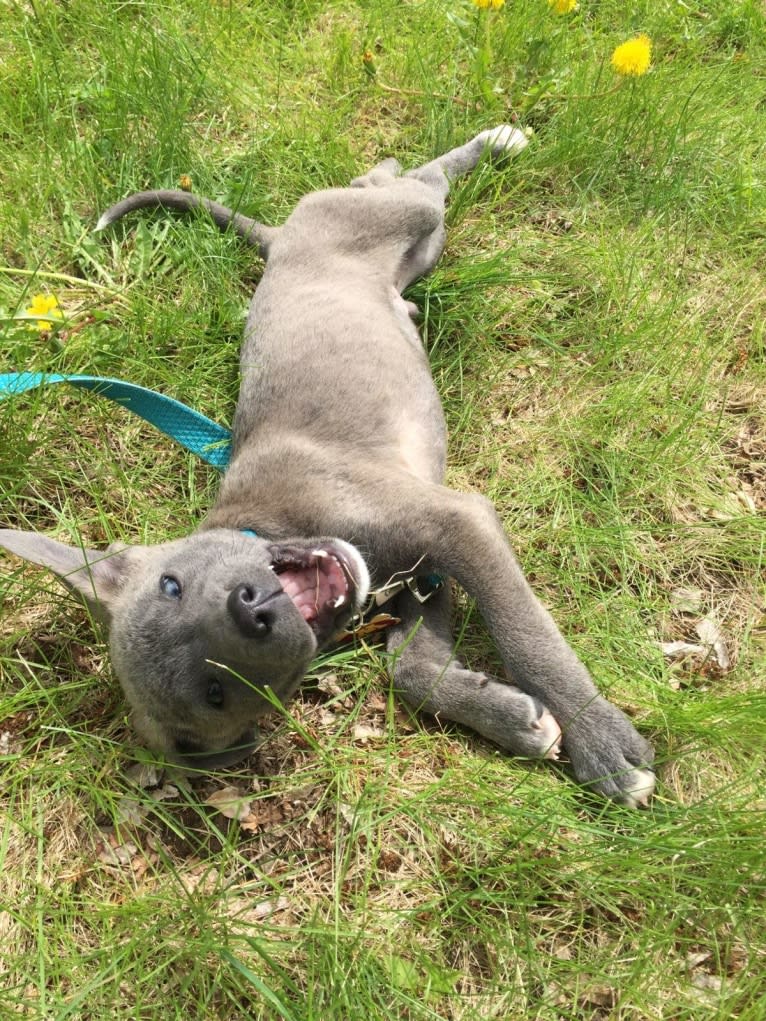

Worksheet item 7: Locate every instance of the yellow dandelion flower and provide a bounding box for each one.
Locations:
[362,49,376,78]
[611,34,652,77]
[472,0,505,10]
[25,293,63,331]
[548,0,578,13]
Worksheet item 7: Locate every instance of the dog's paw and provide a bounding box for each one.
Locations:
[482,124,530,159]
[465,677,562,760]
[563,699,655,807]
[529,701,563,761]
[615,767,655,809]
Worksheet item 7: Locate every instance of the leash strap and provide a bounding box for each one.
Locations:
[0,371,232,470]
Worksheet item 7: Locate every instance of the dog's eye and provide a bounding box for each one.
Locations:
[206,680,224,708]
[160,574,182,599]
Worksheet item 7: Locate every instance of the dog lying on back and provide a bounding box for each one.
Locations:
[0,127,654,804]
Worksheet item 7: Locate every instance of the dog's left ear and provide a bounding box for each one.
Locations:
[0,528,132,622]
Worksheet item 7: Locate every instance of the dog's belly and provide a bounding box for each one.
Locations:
[232,280,446,474]
[394,414,446,482]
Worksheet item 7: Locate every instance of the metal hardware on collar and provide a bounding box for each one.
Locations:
[0,372,232,470]
[363,572,444,614]
[410,573,444,603]
[343,572,444,642]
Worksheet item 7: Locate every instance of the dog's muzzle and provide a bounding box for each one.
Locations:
[227,583,284,637]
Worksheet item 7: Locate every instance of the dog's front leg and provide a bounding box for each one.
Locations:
[387,586,563,761]
[379,483,655,805]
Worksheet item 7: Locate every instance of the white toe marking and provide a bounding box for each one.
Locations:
[620,768,656,808]
[531,707,562,760]
[485,124,530,156]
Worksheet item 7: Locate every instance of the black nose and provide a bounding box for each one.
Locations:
[227,583,279,637]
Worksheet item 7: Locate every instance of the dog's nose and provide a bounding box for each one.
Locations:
[227,583,279,636]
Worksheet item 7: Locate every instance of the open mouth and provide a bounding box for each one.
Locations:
[270,544,359,635]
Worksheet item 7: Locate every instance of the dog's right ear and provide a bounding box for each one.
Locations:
[0,528,132,622]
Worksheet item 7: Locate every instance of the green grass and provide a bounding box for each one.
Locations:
[1,0,765,1018]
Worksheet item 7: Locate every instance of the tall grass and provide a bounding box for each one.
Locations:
[1,1,764,1018]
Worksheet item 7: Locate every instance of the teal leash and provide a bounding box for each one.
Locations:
[0,372,232,470]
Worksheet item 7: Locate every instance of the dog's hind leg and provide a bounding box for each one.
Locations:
[406,125,529,198]
[394,126,529,287]
[387,587,562,761]
[350,158,403,188]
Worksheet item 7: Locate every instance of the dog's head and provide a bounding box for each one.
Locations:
[0,528,369,768]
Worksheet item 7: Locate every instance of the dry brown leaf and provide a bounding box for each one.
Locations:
[175,864,220,895]
[580,984,617,1009]
[543,982,568,1007]
[685,950,712,970]
[316,674,344,697]
[366,692,387,713]
[250,896,290,919]
[670,587,705,614]
[691,972,722,992]
[659,604,733,680]
[204,786,252,821]
[124,762,164,789]
[114,797,148,826]
[394,707,417,732]
[240,799,287,832]
[352,723,384,743]
[150,784,180,802]
[695,616,732,672]
[339,802,357,827]
[660,642,712,686]
[668,500,701,524]
[97,838,138,867]
[710,490,755,521]
[661,640,708,661]
[225,895,290,922]
[377,848,403,872]
[318,709,337,729]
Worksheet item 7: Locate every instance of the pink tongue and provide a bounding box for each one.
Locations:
[278,572,319,621]
[276,556,348,623]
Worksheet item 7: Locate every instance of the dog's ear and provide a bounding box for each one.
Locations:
[0,528,132,621]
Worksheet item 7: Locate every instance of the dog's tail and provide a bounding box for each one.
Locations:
[95,190,278,256]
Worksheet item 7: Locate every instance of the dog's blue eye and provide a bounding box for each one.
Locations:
[160,574,182,599]
[206,680,224,708]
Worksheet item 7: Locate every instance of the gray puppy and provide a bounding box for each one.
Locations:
[0,127,654,804]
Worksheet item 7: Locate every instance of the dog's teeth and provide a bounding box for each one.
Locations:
[311,549,328,558]
[333,594,345,608]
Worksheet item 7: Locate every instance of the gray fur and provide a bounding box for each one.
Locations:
[0,127,654,804]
